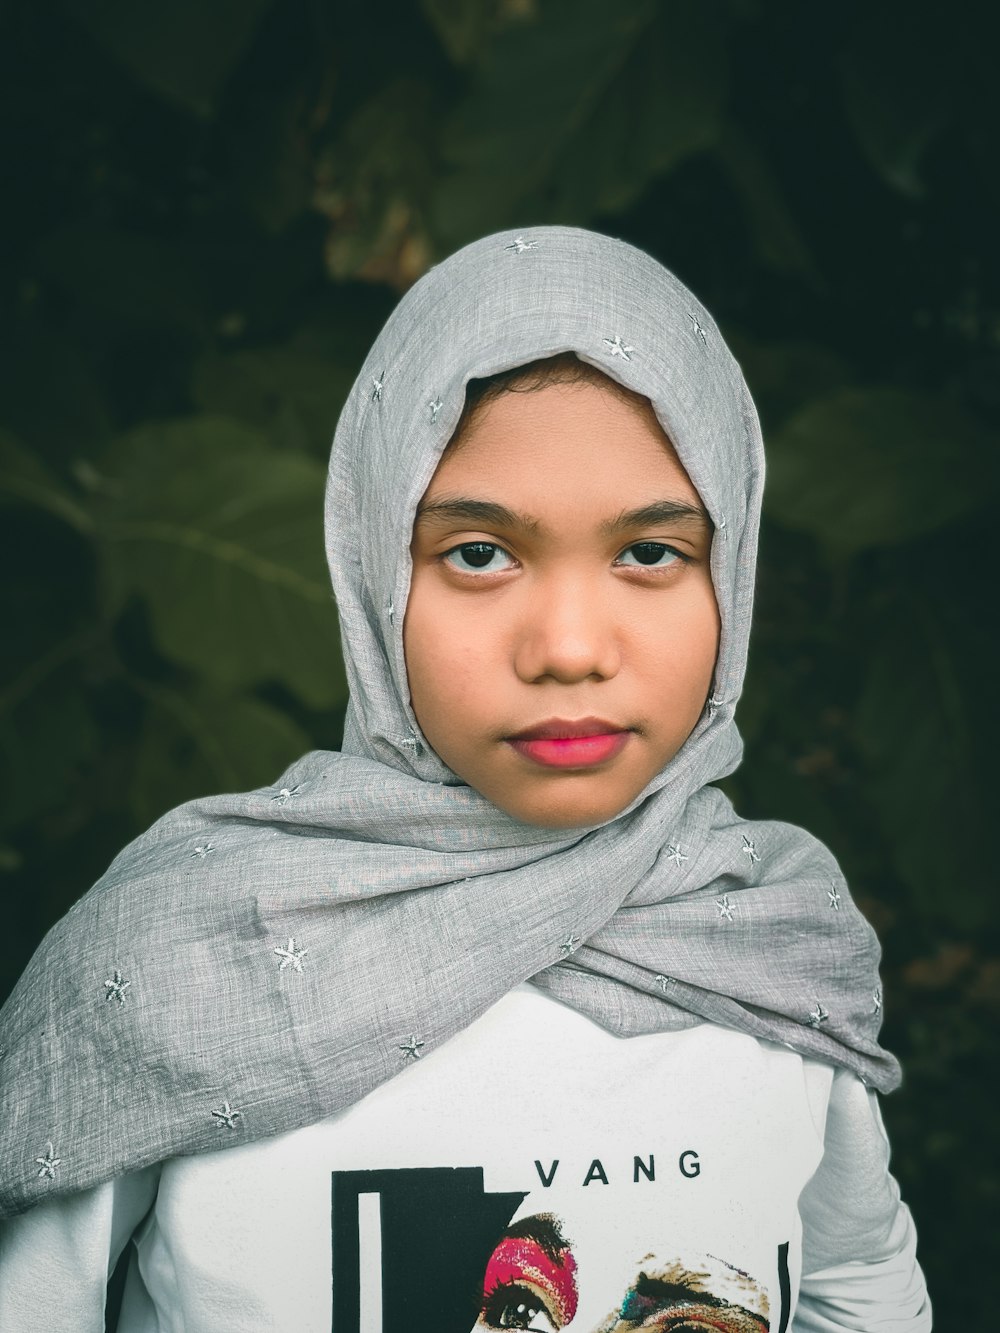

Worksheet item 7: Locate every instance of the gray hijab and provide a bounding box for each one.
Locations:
[0,226,897,1221]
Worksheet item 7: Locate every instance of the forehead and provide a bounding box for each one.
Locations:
[454,355,658,445]
[423,379,701,508]
[449,371,670,451]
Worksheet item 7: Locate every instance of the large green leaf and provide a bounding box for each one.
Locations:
[766,389,997,554]
[64,0,274,117]
[94,417,346,708]
[129,683,311,827]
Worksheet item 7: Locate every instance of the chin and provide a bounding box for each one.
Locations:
[505,792,635,831]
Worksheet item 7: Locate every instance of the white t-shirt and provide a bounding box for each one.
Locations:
[0,985,930,1331]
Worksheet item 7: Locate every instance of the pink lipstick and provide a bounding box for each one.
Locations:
[507,717,631,769]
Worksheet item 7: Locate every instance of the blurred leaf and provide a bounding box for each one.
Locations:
[193,323,361,455]
[94,416,346,708]
[420,0,507,65]
[839,4,948,197]
[0,317,110,460]
[0,671,100,832]
[0,430,93,534]
[766,389,998,553]
[714,125,818,280]
[0,843,22,873]
[36,223,209,337]
[430,0,656,242]
[545,0,728,219]
[726,337,850,428]
[314,80,436,288]
[234,91,315,234]
[0,493,99,740]
[129,682,310,827]
[64,0,274,117]
[855,605,985,926]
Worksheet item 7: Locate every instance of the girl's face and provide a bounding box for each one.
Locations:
[405,378,720,829]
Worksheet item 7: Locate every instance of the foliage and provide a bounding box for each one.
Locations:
[1,0,997,1320]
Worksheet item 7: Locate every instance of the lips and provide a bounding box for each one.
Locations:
[507,718,632,769]
[509,716,627,741]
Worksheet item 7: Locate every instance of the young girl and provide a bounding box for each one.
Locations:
[0,227,930,1330]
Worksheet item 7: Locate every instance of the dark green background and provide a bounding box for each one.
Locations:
[2,1,996,1323]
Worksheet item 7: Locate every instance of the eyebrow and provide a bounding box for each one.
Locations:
[414,497,712,536]
[621,1275,766,1325]
[502,1212,571,1260]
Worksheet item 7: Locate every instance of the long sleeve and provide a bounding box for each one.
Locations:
[796,1068,931,1331]
[0,1165,159,1332]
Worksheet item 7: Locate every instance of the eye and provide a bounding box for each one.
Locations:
[443,541,515,573]
[482,1282,559,1331]
[616,541,684,568]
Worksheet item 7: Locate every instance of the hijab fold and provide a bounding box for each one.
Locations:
[0,227,897,1221]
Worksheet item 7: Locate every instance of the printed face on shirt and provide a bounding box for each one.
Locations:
[474,1214,769,1332]
[405,377,720,829]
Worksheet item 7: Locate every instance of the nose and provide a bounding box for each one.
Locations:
[512,575,622,684]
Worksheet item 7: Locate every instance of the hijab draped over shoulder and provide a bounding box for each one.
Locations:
[0,227,898,1219]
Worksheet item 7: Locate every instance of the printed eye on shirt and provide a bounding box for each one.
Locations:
[330,1161,790,1332]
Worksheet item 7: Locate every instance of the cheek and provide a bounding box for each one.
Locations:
[402,597,441,721]
[404,582,499,736]
[690,592,722,679]
[643,582,720,690]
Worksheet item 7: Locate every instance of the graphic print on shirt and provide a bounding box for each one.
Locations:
[330,1166,788,1331]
